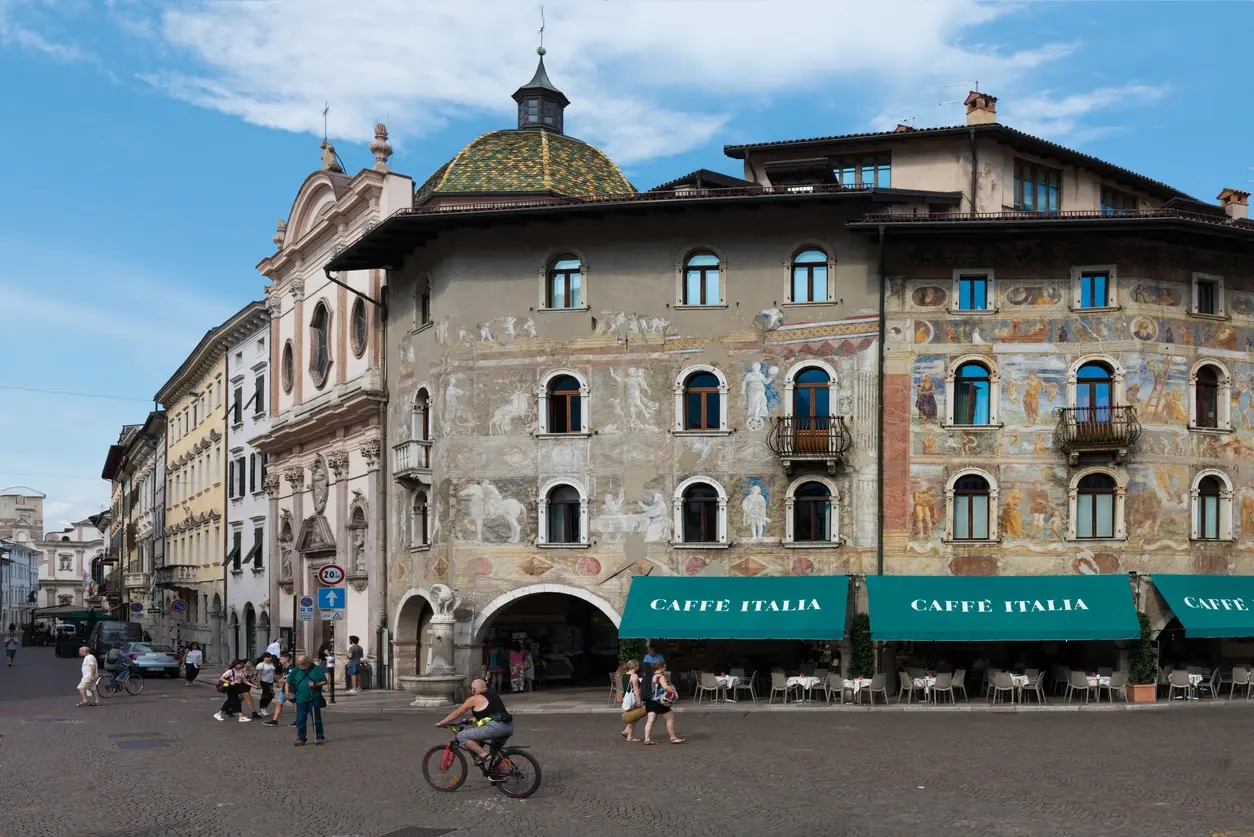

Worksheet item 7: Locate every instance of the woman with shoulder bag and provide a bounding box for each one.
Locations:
[619,660,645,741]
[642,661,685,745]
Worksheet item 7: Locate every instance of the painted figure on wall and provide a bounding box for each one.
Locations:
[742,363,779,430]
[458,481,526,544]
[911,486,938,537]
[489,390,530,435]
[915,374,937,423]
[1000,487,1024,538]
[741,484,769,540]
[610,367,658,430]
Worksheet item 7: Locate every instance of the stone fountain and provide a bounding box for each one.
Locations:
[397,584,466,707]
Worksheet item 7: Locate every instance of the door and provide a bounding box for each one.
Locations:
[792,368,831,454]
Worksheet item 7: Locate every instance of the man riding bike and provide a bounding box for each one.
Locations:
[434,678,513,765]
[103,642,129,681]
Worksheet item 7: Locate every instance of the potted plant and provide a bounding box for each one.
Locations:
[1126,612,1158,703]
[850,613,875,680]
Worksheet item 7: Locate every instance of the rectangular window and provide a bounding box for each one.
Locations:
[957,275,988,311]
[213,525,219,565]
[1193,274,1224,316]
[833,153,891,188]
[1079,272,1110,309]
[191,402,198,427]
[216,379,222,407]
[1077,494,1115,538]
[254,375,265,415]
[1200,496,1220,540]
[260,453,268,484]
[1014,160,1061,213]
[253,526,264,568]
[953,495,990,540]
[1100,187,1136,215]
[231,530,242,571]
[249,454,257,493]
[227,460,234,499]
[214,449,221,484]
[232,387,243,425]
[237,457,247,498]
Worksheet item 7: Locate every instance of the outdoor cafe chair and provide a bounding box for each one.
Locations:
[735,671,758,703]
[897,671,920,704]
[1064,670,1092,703]
[695,672,721,704]
[951,668,968,700]
[824,673,846,705]
[768,671,791,704]
[1229,667,1251,700]
[1024,668,1040,681]
[1102,671,1128,702]
[990,671,1016,704]
[861,673,889,706]
[1020,671,1047,704]
[1166,669,1193,701]
[1051,665,1070,696]
[610,672,622,705]
[931,672,956,705]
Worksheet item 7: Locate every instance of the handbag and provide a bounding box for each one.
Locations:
[317,692,327,709]
[621,706,647,724]
[621,684,638,712]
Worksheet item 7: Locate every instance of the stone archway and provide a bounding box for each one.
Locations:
[393,587,435,677]
[472,583,622,641]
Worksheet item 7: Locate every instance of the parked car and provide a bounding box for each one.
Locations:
[120,643,182,678]
[88,620,144,660]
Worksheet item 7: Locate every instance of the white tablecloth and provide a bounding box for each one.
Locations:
[1187,673,1204,687]
[715,675,740,691]
[912,675,937,696]
[844,677,872,697]
[787,676,820,693]
[1086,675,1112,689]
[1011,674,1030,688]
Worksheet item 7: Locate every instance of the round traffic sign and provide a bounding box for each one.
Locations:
[129,602,144,614]
[317,564,345,586]
[299,596,314,608]
[169,599,188,613]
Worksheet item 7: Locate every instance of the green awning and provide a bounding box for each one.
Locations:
[1152,574,1254,638]
[619,575,848,640]
[866,575,1140,642]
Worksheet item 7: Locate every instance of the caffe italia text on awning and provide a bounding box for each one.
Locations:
[910,598,1090,614]
[649,598,823,613]
[1179,597,1250,611]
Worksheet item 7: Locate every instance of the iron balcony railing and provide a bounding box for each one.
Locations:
[766,416,853,460]
[1053,406,1142,455]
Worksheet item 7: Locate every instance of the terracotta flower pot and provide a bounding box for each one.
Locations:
[1127,683,1157,703]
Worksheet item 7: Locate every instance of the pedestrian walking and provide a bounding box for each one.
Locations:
[214,660,252,723]
[76,646,99,706]
[183,643,203,686]
[642,661,685,745]
[266,637,282,658]
[286,654,327,746]
[619,659,644,741]
[523,642,535,692]
[255,653,277,717]
[263,653,292,727]
[346,635,363,694]
[508,640,526,693]
[5,624,19,667]
[487,642,506,692]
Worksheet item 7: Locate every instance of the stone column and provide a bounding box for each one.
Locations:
[362,435,386,680]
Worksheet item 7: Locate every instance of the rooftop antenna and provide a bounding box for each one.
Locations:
[939,80,979,107]
[538,5,545,51]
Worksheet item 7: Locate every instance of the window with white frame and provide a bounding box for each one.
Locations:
[411,489,429,548]
[1070,265,1119,310]
[1191,272,1225,317]
[673,366,729,433]
[1068,468,1126,540]
[1192,470,1233,541]
[789,247,832,303]
[945,357,999,426]
[537,370,589,435]
[544,255,584,310]
[673,477,728,545]
[785,477,839,544]
[1189,360,1231,431]
[536,479,588,546]
[945,469,998,541]
[1067,356,1125,422]
[677,250,724,306]
[952,269,995,312]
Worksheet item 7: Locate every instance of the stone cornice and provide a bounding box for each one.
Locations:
[258,173,384,279]
[252,373,385,454]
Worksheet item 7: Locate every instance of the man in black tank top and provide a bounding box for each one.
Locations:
[436,678,515,763]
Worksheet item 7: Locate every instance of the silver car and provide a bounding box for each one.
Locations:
[120,643,182,678]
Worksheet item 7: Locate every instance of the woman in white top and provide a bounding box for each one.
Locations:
[255,653,277,717]
[183,643,203,686]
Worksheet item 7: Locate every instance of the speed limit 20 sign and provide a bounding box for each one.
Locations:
[317,564,345,586]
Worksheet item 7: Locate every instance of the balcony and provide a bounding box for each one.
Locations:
[765,416,852,474]
[124,571,150,590]
[1053,406,1141,465]
[392,439,433,484]
[153,564,200,587]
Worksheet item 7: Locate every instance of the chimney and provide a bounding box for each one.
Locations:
[964,91,998,126]
[1217,187,1250,221]
[894,124,915,133]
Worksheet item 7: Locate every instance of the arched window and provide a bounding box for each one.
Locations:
[350,298,367,358]
[417,277,432,327]
[413,389,430,443]
[681,482,721,543]
[1075,361,1114,422]
[546,256,583,309]
[1197,475,1222,540]
[791,481,832,542]
[791,249,828,303]
[683,372,722,431]
[953,362,992,426]
[1194,365,1220,429]
[547,375,582,433]
[951,474,991,540]
[281,340,294,394]
[682,252,721,306]
[309,302,332,388]
[412,490,429,547]
[546,485,582,544]
[791,366,832,452]
[1076,473,1116,539]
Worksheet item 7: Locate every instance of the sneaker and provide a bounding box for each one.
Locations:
[213,712,226,721]
[251,712,263,719]
[289,721,297,726]
[238,715,252,723]
[315,738,325,745]
[262,720,278,727]
[346,689,359,695]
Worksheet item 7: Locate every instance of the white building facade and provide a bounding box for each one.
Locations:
[225,313,272,660]
[36,520,104,609]
[0,539,40,628]
[253,130,410,685]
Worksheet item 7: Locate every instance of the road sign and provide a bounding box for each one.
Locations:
[298,595,315,623]
[169,599,188,621]
[129,602,144,615]
[317,588,344,610]
[317,564,345,586]
[320,610,344,621]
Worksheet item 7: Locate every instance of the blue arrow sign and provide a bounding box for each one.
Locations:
[317,588,344,610]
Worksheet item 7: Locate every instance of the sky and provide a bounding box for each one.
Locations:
[0,0,1250,530]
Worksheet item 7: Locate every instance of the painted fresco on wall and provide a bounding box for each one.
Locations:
[998,465,1068,542]
[737,477,771,541]
[1004,285,1063,306]
[1126,465,1190,541]
[589,479,671,544]
[1126,355,1189,426]
[912,356,944,424]
[910,286,947,308]
[603,367,661,432]
[999,355,1065,427]
[1230,292,1254,317]
[741,362,781,430]
[454,477,529,544]
[907,465,945,543]
[1129,284,1180,307]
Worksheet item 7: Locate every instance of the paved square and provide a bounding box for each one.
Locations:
[2,649,1252,837]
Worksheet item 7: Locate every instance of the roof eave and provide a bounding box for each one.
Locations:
[846,216,1254,245]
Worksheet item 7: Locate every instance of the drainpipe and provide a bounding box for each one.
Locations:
[876,224,887,577]
[968,128,978,213]
[378,275,390,689]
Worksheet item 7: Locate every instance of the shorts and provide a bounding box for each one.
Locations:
[5,649,15,659]
[77,677,93,690]
[276,691,288,704]
[644,699,671,716]
[455,720,513,745]
[345,662,359,676]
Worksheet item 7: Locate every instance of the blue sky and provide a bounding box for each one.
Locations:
[1,0,1250,528]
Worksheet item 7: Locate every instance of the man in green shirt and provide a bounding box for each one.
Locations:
[284,654,327,745]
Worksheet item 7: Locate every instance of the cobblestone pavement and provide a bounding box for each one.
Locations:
[3,648,1253,837]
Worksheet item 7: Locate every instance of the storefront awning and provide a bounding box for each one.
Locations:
[1151,574,1254,639]
[865,575,1140,642]
[618,575,849,640]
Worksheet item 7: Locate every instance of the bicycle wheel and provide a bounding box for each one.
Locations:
[421,744,467,792]
[493,748,542,799]
[124,674,144,696]
[97,675,119,697]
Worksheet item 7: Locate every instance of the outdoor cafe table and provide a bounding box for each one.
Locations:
[714,675,740,703]
[787,675,821,704]
[844,677,872,702]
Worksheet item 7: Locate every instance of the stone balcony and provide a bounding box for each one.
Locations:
[153,564,199,587]
[392,439,433,484]
[124,572,150,590]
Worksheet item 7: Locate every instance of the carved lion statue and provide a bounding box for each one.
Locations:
[429,584,461,618]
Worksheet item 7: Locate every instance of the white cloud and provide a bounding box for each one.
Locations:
[115,0,1081,165]
[0,0,91,62]
[1007,84,1170,140]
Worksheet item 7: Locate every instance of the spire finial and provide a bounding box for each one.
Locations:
[538,5,545,52]
[322,102,330,143]
[370,123,393,172]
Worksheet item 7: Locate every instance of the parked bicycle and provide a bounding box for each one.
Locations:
[422,721,541,799]
[96,665,144,697]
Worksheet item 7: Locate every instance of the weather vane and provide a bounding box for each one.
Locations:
[322,103,330,143]
[538,5,545,50]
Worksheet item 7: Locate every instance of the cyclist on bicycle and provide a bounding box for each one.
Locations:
[103,642,129,680]
[434,678,513,765]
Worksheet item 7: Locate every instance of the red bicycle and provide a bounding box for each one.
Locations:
[422,722,542,799]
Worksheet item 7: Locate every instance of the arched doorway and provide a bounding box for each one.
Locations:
[244,603,257,660]
[474,585,621,689]
[393,589,435,677]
